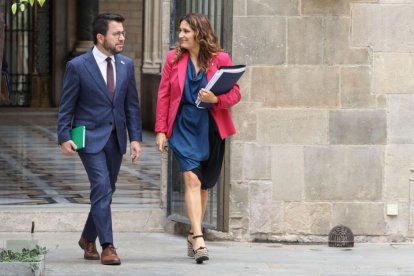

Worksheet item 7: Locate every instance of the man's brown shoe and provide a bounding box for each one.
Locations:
[78,236,100,260]
[101,245,121,265]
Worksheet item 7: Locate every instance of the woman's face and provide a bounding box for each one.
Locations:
[178,20,198,51]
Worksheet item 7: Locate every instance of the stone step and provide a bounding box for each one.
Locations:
[0,205,166,232]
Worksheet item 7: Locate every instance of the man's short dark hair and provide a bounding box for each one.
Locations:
[92,13,125,44]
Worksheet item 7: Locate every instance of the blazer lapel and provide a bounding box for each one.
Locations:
[206,56,218,81]
[84,52,112,102]
[178,52,189,93]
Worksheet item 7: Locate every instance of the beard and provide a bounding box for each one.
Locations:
[103,40,122,55]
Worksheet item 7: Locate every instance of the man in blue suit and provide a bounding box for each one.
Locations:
[57,13,142,265]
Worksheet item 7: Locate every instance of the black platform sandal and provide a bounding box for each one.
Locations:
[192,235,209,264]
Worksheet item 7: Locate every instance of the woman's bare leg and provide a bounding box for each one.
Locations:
[184,171,206,249]
[201,189,208,222]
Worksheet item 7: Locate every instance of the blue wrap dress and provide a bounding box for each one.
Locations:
[168,58,209,171]
[169,58,226,190]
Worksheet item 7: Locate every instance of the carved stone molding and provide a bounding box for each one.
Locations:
[142,0,163,74]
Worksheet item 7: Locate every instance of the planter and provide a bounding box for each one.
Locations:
[0,240,46,276]
[0,257,45,276]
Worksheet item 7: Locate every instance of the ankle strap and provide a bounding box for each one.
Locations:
[193,235,203,239]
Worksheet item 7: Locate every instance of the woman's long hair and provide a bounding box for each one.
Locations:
[174,13,222,71]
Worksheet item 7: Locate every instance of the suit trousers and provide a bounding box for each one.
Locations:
[78,131,123,246]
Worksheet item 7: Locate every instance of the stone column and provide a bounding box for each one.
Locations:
[142,0,162,74]
[73,0,98,55]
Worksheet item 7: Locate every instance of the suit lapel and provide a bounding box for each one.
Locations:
[84,52,112,102]
[113,55,126,103]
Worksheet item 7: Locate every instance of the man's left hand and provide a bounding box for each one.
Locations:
[130,141,142,162]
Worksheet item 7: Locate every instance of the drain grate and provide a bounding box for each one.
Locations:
[328,225,354,247]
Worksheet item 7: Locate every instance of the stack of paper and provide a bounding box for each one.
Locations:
[196,65,246,109]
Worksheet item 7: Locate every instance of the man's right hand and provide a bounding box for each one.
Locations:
[60,140,77,156]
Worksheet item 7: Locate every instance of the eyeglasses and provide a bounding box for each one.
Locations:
[112,31,126,39]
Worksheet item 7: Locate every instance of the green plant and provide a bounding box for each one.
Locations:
[0,245,48,272]
[11,0,46,14]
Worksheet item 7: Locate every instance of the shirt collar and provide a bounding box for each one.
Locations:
[92,46,114,63]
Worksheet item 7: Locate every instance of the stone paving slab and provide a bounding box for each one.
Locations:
[1,232,414,276]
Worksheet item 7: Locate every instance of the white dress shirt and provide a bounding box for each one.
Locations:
[92,46,116,87]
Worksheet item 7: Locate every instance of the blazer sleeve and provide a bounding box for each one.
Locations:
[57,61,80,144]
[211,52,241,111]
[124,60,143,142]
[154,52,174,134]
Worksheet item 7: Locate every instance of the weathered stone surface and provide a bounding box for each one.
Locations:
[270,201,285,234]
[232,102,260,142]
[230,142,245,181]
[0,208,165,232]
[302,0,377,16]
[384,145,414,200]
[325,17,369,65]
[341,67,376,108]
[385,202,409,237]
[246,0,299,15]
[373,53,414,94]
[233,17,285,65]
[376,94,387,108]
[249,181,273,234]
[304,146,383,200]
[249,67,274,104]
[238,66,251,100]
[288,17,323,64]
[329,110,387,144]
[332,203,386,235]
[233,0,245,16]
[243,143,271,180]
[251,67,339,107]
[285,203,331,234]
[388,95,414,144]
[272,146,304,201]
[257,109,328,144]
[229,182,250,239]
[352,4,414,52]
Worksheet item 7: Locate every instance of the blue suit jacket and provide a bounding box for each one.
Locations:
[57,49,142,154]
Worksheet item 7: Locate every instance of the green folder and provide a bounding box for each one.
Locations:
[70,125,85,150]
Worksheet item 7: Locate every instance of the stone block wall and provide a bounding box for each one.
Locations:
[100,0,144,88]
[230,0,414,241]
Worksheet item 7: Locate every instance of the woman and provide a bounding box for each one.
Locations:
[155,13,241,264]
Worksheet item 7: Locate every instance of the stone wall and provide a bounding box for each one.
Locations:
[100,0,144,88]
[230,0,414,242]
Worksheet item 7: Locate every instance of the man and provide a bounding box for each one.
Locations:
[57,13,142,265]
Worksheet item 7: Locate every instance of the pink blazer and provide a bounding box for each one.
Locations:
[155,50,241,139]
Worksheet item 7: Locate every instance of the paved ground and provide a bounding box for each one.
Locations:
[1,232,414,276]
[0,109,160,206]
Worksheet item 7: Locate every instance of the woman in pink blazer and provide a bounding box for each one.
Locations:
[155,13,241,263]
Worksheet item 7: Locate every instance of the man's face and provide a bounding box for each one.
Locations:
[102,21,125,55]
